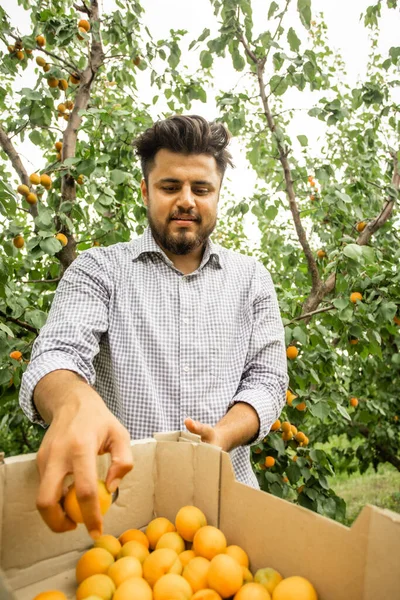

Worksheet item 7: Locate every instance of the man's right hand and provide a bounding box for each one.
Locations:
[34,373,133,539]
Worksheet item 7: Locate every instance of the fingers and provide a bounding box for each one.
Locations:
[105,426,134,493]
[185,417,212,440]
[36,460,77,534]
[72,445,104,538]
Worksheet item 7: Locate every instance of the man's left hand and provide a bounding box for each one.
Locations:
[184,417,228,451]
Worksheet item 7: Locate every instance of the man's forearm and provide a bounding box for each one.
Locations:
[214,402,260,453]
[33,369,90,424]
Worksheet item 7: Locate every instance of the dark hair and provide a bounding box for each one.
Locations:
[133,115,234,183]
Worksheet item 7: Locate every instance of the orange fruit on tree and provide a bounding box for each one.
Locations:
[133,56,141,66]
[316,249,326,259]
[350,292,362,303]
[43,63,51,72]
[77,174,85,184]
[179,549,196,567]
[13,235,24,249]
[192,591,223,600]
[58,79,68,91]
[350,397,359,407]
[36,56,46,67]
[17,184,30,196]
[282,430,293,441]
[142,548,182,587]
[286,346,298,360]
[79,19,91,31]
[295,432,306,444]
[153,573,193,600]
[107,555,142,587]
[65,100,74,109]
[300,436,309,446]
[356,221,366,232]
[77,26,88,39]
[225,544,249,568]
[290,425,298,435]
[29,173,41,185]
[33,593,67,600]
[146,516,176,549]
[264,456,275,468]
[349,338,359,345]
[254,567,283,594]
[207,553,243,598]
[295,402,307,412]
[113,577,152,600]
[10,350,22,360]
[182,555,210,592]
[55,233,68,247]
[16,50,24,60]
[40,174,52,188]
[119,528,149,548]
[156,531,185,554]
[26,192,38,205]
[94,534,121,558]
[48,77,59,88]
[281,421,291,434]
[175,505,207,542]
[192,525,227,560]
[55,141,63,151]
[36,35,45,47]
[297,485,305,494]
[76,574,115,600]
[70,73,80,84]
[272,575,317,600]
[57,103,66,113]
[76,547,115,584]
[234,582,271,599]
[292,455,298,462]
[117,539,149,563]
[64,480,112,524]
[286,390,297,406]
[393,316,400,326]
[270,419,281,431]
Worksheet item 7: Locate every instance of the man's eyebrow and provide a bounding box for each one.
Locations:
[158,178,214,186]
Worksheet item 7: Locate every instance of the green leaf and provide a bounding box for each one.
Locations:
[200,50,213,69]
[232,50,245,71]
[40,237,62,256]
[292,325,307,346]
[269,75,288,96]
[308,401,331,420]
[268,1,279,18]
[337,404,351,421]
[379,301,397,322]
[0,322,14,337]
[297,0,311,28]
[265,205,278,220]
[286,463,301,485]
[343,244,363,261]
[25,309,47,329]
[110,169,128,184]
[287,28,301,53]
[268,434,286,456]
[297,135,308,147]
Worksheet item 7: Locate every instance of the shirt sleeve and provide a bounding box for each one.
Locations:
[19,249,111,426]
[229,261,288,444]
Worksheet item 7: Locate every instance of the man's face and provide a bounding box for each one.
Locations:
[140,149,222,256]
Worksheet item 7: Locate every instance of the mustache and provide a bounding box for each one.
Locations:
[170,213,200,221]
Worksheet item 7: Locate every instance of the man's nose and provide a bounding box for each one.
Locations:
[177,185,196,208]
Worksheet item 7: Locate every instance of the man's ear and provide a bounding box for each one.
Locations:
[140,179,148,206]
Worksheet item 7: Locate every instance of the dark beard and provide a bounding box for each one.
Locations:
[146,202,217,256]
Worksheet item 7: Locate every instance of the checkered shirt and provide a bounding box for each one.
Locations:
[19,226,288,488]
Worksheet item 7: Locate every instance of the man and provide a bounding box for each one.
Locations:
[19,115,288,539]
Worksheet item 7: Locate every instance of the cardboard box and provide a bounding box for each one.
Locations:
[0,432,399,600]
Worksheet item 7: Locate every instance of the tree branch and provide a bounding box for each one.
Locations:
[285,304,336,326]
[0,310,38,335]
[58,0,105,272]
[0,123,38,219]
[23,277,61,284]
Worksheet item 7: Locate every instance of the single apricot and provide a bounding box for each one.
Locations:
[146,516,176,549]
[76,574,115,600]
[192,525,227,560]
[58,79,68,91]
[175,505,207,542]
[10,350,22,360]
[79,19,91,32]
[113,577,152,600]
[76,547,114,584]
[207,553,243,599]
[156,531,185,554]
[254,567,283,594]
[36,35,45,47]
[64,480,112,524]
[26,193,38,205]
[107,555,142,587]
[142,548,182,588]
[356,221,366,232]
[350,292,362,303]
[179,549,196,567]
[94,534,121,558]
[286,390,297,406]
[153,573,192,600]
[264,456,275,468]
[295,402,307,411]
[40,174,52,188]
[350,397,359,407]
[48,77,59,88]
[17,184,30,196]
[13,235,24,249]
[234,582,271,599]
[225,544,249,568]
[272,575,317,600]
[182,556,210,592]
[119,528,149,548]
[281,422,291,434]
[29,173,41,185]
[242,566,254,583]
[270,419,281,431]
[117,539,149,564]
[286,346,299,360]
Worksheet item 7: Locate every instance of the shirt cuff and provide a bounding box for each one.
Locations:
[19,353,91,427]
[229,388,285,445]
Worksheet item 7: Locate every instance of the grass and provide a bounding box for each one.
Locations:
[315,435,400,527]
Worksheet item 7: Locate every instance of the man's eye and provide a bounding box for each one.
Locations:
[162,187,178,191]
[195,189,209,194]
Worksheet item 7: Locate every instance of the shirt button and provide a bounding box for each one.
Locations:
[183,317,189,324]
[183,365,189,372]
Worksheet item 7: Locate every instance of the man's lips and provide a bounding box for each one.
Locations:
[171,217,198,222]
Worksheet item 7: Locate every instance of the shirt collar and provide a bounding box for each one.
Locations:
[130,226,223,270]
